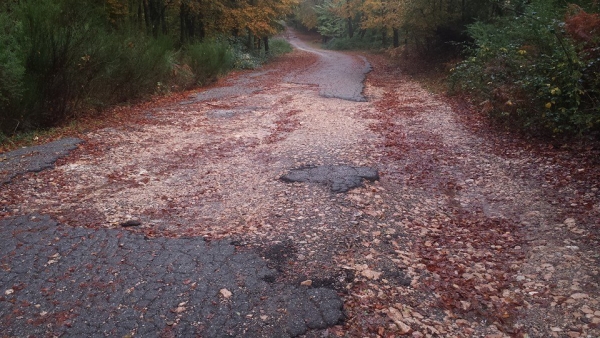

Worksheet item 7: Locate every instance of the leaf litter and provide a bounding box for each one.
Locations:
[0,43,599,337]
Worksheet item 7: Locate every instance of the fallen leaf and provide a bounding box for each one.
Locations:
[220,288,232,298]
[388,307,411,334]
[300,280,312,286]
[360,269,382,280]
[172,306,186,313]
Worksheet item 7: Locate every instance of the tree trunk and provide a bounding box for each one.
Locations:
[393,28,399,48]
[160,5,167,35]
[147,0,161,37]
[180,1,186,43]
[348,17,354,38]
[137,0,144,30]
[346,0,353,38]
[142,0,151,34]
[263,36,269,53]
[198,20,205,40]
[247,31,253,51]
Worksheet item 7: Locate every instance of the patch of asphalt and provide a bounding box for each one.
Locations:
[207,108,256,119]
[0,137,82,184]
[181,71,275,104]
[280,165,379,193]
[0,214,343,337]
[285,37,371,102]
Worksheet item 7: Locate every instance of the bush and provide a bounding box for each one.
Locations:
[450,1,600,136]
[185,39,234,84]
[0,12,25,132]
[0,0,288,136]
[16,0,103,129]
[230,37,293,69]
[325,33,383,50]
[269,38,293,57]
[94,34,177,102]
[1,0,178,132]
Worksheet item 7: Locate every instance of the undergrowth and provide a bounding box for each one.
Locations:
[0,0,293,141]
[325,33,384,50]
[450,1,600,138]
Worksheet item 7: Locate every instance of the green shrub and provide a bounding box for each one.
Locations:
[16,0,104,129]
[0,12,25,132]
[450,1,600,136]
[185,39,234,84]
[1,0,178,132]
[228,37,293,69]
[0,0,287,136]
[269,38,293,57]
[325,33,383,50]
[95,34,177,102]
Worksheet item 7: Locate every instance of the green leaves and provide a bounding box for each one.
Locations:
[451,1,600,136]
[315,0,347,38]
[0,12,25,113]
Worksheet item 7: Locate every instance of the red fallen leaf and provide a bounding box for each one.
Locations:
[327,325,346,337]
[12,282,26,291]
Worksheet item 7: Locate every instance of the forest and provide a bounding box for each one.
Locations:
[1,0,600,139]
[0,0,296,135]
[294,0,600,137]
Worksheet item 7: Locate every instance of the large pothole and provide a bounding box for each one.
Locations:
[280,165,379,193]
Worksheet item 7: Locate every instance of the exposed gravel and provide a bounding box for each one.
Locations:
[0,28,599,338]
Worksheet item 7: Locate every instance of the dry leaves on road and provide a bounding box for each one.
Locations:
[1,36,599,337]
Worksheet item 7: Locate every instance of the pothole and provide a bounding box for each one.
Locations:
[280,165,379,193]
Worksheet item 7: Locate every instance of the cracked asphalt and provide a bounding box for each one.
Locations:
[285,36,371,102]
[280,165,379,193]
[0,31,372,337]
[0,137,82,184]
[0,214,341,337]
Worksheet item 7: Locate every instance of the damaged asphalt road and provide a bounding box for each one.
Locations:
[0,214,342,337]
[0,29,375,337]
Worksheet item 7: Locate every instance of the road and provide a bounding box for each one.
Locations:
[1,30,599,337]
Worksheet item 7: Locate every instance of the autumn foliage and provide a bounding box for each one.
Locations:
[450,1,600,137]
[565,4,600,46]
[0,0,296,136]
[295,0,498,51]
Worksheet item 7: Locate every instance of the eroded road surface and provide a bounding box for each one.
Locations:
[1,30,600,337]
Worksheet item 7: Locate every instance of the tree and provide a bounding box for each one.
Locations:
[227,0,297,51]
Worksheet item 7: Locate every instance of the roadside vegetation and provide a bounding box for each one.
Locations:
[293,0,600,139]
[0,0,295,140]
